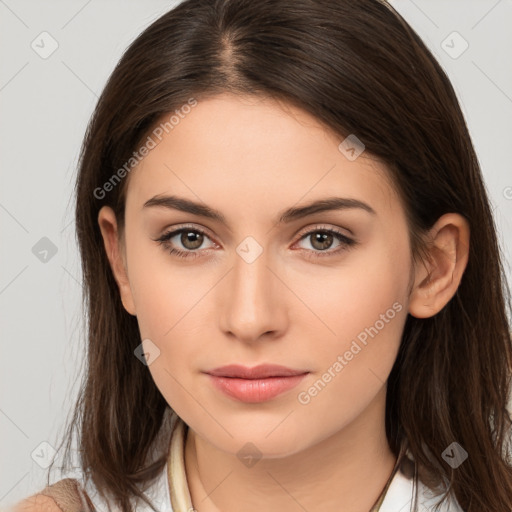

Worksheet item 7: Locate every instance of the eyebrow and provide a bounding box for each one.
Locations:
[142,194,376,226]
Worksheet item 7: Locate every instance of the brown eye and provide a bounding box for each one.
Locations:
[154,226,216,259]
[180,230,204,250]
[309,232,335,251]
[295,226,357,259]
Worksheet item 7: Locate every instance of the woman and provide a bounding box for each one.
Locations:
[12,0,512,510]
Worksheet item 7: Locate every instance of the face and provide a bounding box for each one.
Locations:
[102,93,414,458]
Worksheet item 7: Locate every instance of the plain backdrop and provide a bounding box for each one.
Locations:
[1,0,512,508]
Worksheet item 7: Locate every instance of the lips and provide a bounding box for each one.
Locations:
[204,364,310,403]
[205,364,308,379]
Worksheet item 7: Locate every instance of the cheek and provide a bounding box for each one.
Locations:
[294,271,408,430]
[291,236,410,352]
[127,252,208,412]
[292,234,410,406]
[125,232,205,336]
[124,238,218,390]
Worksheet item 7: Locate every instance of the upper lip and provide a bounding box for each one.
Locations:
[205,364,309,379]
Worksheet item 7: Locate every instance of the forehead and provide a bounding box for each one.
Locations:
[124,93,402,223]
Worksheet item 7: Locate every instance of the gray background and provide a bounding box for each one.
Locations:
[1,0,511,508]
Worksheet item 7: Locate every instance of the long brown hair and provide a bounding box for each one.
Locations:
[48,0,512,510]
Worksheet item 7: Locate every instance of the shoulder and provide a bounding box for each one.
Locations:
[380,453,463,512]
[8,478,93,512]
[416,479,464,511]
[8,494,61,512]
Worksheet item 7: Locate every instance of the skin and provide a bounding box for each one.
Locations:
[95,93,469,512]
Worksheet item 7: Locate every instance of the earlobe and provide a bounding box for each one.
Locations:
[97,206,137,316]
[408,213,470,319]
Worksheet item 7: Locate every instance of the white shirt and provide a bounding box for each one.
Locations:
[80,414,463,512]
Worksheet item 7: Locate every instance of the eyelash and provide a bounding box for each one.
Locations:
[154,224,357,260]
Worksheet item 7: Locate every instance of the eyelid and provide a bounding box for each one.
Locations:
[155,223,219,244]
[293,223,353,241]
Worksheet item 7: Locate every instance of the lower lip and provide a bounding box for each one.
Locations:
[206,373,308,403]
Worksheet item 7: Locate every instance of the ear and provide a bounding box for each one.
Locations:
[408,213,470,318]
[97,206,137,316]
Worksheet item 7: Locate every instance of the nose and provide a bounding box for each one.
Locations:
[218,247,288,345]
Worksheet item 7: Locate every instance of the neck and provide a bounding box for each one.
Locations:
[184,386,396,512]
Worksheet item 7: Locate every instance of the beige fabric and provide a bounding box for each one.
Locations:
[167,417,194,512]
[37,478,95,512]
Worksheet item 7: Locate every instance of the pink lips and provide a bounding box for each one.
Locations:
[204,364,309,403]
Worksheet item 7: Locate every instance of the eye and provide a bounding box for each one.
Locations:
[294,225,357,258]
[154,225,216,259]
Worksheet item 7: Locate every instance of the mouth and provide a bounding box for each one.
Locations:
[205,364,309,379]
[204,364,310,403]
